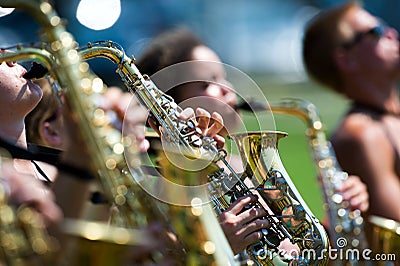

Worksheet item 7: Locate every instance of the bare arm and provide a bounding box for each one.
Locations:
[332,115,400,221]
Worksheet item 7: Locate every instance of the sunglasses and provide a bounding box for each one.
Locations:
[342,23,387,49]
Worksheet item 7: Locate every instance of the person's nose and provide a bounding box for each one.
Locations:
[206,83,225,98]
[206,81,237,107]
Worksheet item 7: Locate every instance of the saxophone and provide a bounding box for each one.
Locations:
[79,40,238,266]
[0,1,183,264]
[78,40,330,265]
[237,98,369,265]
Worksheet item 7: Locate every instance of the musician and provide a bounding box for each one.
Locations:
[0,55,62,225]
[303,1,400,224]
[136,27,370,254]
[0,53,145,218]
[0,54,96,225]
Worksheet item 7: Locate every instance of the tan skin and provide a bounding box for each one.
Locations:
[217,195,269,254]
[331,7,400,221]
[0,60,42,147]
[175,45,240,136]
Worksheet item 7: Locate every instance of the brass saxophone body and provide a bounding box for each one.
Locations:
[226,131,329,266]
[238,98,369,264]
[0,1,181,265]
[78,41,330,265]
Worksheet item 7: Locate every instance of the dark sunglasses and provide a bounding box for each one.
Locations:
[342,23,387,49]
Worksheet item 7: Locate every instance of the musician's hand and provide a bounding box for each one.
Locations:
[101,87,150,152]
[179,107,225,149]
[218,195,270,254]
[1,159,62,226]
[338,175,369,212]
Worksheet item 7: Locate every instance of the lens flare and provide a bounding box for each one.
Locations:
[76,0,121,30]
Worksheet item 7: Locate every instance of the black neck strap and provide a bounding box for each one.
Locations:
[0,137,94,182]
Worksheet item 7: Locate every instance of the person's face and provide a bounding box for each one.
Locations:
[174,45,240,134]
[343,8,400,78]
[0,60,42,117]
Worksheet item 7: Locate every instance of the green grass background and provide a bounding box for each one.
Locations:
[237,76,350,220]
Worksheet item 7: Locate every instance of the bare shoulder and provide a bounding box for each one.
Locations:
[331,113,395,177]
[332,113,387,148]
[331,112,395,169]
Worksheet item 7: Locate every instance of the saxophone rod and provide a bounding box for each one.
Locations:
[236,98,304,113]
[235,99,270,112]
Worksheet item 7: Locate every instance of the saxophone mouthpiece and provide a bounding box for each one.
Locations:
[23,61,48,79]
[235,99,270,112]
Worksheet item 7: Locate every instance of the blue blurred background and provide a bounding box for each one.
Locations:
[1,0,399,85]
[1,0,399,218]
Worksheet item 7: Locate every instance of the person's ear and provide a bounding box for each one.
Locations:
[40,121,62,148]
[334,48,358,72]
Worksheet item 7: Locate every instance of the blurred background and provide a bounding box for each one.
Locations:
[1,0,399,219]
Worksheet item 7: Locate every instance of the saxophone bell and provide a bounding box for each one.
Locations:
[240,98,372,265]
[229,131,330,265]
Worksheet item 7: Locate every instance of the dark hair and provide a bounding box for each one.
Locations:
[302,1,360,93]
[136,27,204,75]
[136,27,205,101]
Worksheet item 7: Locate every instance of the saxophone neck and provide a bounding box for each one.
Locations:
[237,98,325,135]
[270,98,324,135]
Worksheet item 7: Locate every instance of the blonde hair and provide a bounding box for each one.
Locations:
[302,1,361,92]
[25,78,62,146]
